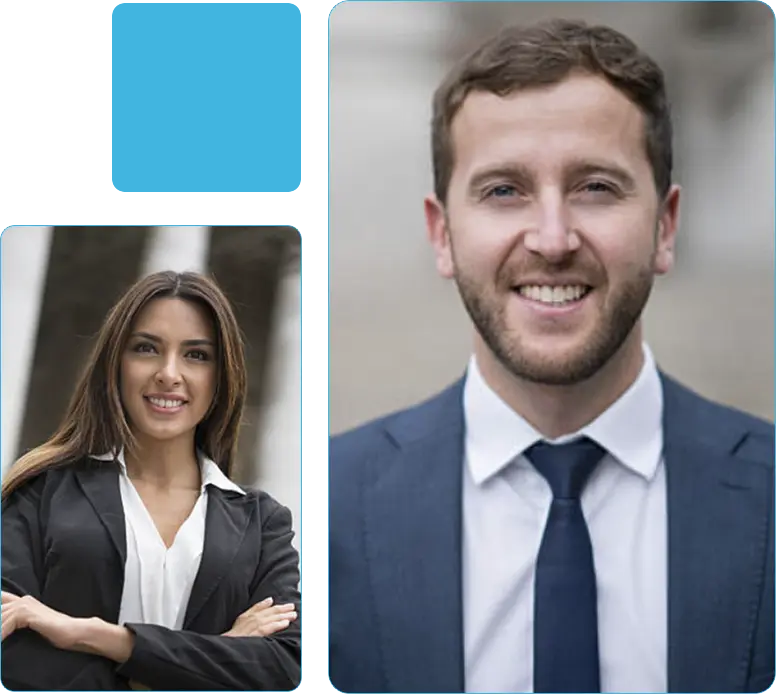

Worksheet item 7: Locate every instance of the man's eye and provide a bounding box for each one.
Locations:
[581,181,616,194]
[485,185,518,199]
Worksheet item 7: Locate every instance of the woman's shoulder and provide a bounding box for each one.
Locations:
[232,486,294,528]
[4,455,112,501]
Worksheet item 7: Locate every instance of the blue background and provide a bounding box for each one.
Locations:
[0,0,329,693]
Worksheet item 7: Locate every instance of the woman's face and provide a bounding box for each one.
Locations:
[120,297,218,445]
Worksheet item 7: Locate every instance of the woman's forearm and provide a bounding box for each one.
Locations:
[3,590,135,665]
[75,618,135,663]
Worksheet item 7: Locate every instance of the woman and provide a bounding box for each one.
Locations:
[1,271,300,690]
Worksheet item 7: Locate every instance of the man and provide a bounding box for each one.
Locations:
[329,18,774,694]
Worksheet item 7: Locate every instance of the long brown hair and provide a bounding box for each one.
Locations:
[432,19,673,203]
[2,271,247,500]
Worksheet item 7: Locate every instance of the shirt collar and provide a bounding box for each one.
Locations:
[463,343,664,485]
[90,448,247,495]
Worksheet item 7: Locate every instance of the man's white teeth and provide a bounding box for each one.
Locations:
[148,397,184,409]
[518,285,588,305]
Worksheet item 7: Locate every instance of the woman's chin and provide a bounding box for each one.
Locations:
[133,423,192,444]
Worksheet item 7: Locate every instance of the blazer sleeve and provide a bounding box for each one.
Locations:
[746,471,774,693]
[114,495,301,691]
[1,476,127,691]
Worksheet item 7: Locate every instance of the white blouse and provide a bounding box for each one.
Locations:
[91,449,246,629]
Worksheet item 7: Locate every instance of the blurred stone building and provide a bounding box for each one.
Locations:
[330,1,774,433]
[2,226,301,543]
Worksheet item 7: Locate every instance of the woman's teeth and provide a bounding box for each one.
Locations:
[147,397,185,409]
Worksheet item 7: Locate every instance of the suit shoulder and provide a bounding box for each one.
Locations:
[3,456,88,500]
[330,379,465,466]
[699,389,772,434]
[714,402,773,467]
[663,374,774,466]
[250,488,295,528]
[2,459,103,525]
[329,409,400,459]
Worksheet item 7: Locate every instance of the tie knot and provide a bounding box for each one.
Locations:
[524,437,606,499]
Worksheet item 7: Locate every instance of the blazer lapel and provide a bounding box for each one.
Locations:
[364,381,466,693]
[74,458,127,565]
[183,486,256,628]
[662,375,772,692]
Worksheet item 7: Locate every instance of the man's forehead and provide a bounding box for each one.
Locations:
[454,74,642,130]
[449,75,648,173]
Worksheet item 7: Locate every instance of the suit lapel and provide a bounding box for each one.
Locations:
[183,486,256,628]
[364,381,466,693]
[662,376,771,692]
[74,459,127,565]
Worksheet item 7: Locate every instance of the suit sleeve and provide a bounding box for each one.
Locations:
[1,477,127,691]
[746,466,774,693]
[115,496,301,691]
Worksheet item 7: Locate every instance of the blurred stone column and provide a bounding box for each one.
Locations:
[142,226,210,275]
[207,227,299,484]
[16,227,149,458]
[1,227,53,474]
[253,245,301,544]
[330,2,464,432]
[670,7,774,269]
[645,5,775,420]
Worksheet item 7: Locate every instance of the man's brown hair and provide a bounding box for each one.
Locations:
[431,19,673,203]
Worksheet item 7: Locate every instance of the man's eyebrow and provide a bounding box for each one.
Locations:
[566,160,637,190]
[467,161,637,190]
[467,164,533,192]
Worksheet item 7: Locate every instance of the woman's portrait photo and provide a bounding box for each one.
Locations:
[1,226,301,690]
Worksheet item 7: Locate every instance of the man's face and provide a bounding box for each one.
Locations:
[426,73,679,385]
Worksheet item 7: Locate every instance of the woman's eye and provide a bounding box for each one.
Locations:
[187,350,210,362]
[133,342,157,354]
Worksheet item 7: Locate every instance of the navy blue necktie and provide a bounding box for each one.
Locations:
[525,437,606,693]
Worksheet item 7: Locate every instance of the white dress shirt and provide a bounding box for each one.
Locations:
[92,449,246,630]
[462,344,667,693]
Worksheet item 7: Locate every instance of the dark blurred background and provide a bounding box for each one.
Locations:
[330,1,774,433]
[2,226,301,545]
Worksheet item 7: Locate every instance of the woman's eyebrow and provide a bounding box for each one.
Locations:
[130,331,214,347]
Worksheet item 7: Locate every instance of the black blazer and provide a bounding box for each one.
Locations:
[1,457,301,690]
[330,374,774,693]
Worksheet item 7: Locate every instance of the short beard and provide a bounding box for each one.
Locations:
[453,260,655,387]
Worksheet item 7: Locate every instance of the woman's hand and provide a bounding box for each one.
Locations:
[1,591,85,649]
[1,591,134,663]
[223,597,297,637]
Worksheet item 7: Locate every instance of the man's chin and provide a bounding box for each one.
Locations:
[491,335,609,386]
[510,358,599,386]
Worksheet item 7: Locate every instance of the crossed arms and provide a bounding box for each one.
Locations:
[1,479,301,691]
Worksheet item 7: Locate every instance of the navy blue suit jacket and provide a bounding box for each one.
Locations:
[330,373,774,693]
